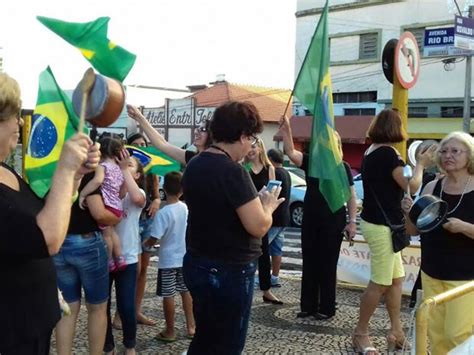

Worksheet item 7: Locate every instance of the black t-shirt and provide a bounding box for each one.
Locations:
[185,150,199,164]
[182,152,260,264]
[421,179,474,280]
[0,163,60,350]
[249,165,270,191]
[273,167,291,227]
[360,146,405,226]
[301,154,354,222]
[68,173,102,234]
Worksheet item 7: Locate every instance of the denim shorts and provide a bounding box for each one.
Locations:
[53,232,109,304]
[268,227,285,257]
[139,218,154,253]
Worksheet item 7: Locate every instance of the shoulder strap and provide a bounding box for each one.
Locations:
[367,185,394,227]
[432,178,443,197]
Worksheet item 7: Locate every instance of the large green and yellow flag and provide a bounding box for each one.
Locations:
[37,16,136,82]
[125,145,180,176]
[292,0,350,212]
[25,66,82,198]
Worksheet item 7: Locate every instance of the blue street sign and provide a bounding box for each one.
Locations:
[455,15,474,50]
[424,26,473,57]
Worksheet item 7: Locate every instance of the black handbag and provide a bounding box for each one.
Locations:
[368,186,410,253]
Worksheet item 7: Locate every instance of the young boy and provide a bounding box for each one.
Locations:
[145,171,195,341]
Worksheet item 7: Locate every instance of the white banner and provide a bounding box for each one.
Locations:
[337,237,421,295]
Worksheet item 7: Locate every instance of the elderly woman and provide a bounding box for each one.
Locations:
[182,101,284,355]
[127,104,212,165]
[352,109,434,354]
[403,131,474,355]
[0,73,100,353]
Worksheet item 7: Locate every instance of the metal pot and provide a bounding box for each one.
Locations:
[72,74,125,128]
[408,195,448,233]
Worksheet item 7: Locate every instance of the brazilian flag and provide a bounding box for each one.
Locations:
[292,0,350,212]
[126,145,180,176]
[25,66,83,198]
[37,16,136,82]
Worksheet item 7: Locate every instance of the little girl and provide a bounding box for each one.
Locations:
[79,136,126,272]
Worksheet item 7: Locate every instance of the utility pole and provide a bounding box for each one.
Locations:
[462,6,474,133]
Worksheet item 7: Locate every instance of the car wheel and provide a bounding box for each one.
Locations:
[290,202,304,228]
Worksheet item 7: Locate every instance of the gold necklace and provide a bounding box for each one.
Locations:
[440,175,472,214]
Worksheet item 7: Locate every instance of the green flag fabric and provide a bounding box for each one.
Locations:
[125,145,181,176]
[37,16,136,82]
[292,1,350,212]
[25,66,82,198]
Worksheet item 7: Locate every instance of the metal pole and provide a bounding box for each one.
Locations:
[463,6,474,133]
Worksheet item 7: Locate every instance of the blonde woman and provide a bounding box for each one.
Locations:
[245,139,283,305]
[403,131,474,355]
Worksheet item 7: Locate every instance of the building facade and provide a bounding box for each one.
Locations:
[288,0,474,171]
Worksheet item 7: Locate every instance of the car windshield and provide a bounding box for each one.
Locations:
[289,171,306,187]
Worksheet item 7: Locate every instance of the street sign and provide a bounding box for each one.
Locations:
[424,27,473,57]
[395,32,421,89]
[382,39,397,84]
[455,15,474,50]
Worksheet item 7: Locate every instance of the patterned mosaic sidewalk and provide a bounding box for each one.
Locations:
[50,267,414,354]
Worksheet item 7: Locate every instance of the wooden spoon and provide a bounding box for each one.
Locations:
[77,68,96,133]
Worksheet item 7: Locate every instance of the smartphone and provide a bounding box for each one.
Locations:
[266,180,282,192]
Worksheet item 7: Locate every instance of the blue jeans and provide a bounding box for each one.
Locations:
[183,253,257,355]
[53,232,109,304]
[104,263,138,352]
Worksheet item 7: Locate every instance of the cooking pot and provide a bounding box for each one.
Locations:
[72,73,125,127]
[408,195,448,233]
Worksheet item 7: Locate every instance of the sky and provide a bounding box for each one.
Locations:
[0,0,296,108]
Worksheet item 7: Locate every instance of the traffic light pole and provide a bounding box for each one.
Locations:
[462,6,474,133]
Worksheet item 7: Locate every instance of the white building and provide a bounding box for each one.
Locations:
[295,0,473,120]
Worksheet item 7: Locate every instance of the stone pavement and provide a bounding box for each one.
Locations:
[51,267,414,354]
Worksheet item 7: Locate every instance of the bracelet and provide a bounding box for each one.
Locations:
[349,219,357,224]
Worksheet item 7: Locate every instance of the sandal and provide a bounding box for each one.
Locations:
[137,313,156,326]
[352,332,378,354]
[156,331,176,343]
[387,332,411,351]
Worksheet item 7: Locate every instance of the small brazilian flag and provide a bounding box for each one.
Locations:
[25,66,82,198]
[37,16,136,82]
[126,145,180,176]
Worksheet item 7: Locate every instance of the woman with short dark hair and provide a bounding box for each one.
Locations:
[352,109,434,353]
[182,101,283,355]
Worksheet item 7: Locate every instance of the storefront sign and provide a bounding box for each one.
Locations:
[143,107,166,128]
[195,107,215,125]
[168,98,193,126]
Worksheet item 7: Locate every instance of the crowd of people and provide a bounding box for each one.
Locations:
[1,70,474,355]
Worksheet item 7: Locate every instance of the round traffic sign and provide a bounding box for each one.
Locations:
[394,32,420,89]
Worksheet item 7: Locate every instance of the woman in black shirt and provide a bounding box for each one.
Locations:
[0,72,100,354]
[245,139,283,304]
[403,131,474,355]
[353,109,433,353]
[182,101,283,355]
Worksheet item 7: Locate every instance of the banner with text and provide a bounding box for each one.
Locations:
[337,238,420,295]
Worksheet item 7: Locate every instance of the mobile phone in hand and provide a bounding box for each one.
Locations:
[266,180,282,192]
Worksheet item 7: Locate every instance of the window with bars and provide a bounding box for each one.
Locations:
[333,91,377,104]
[405,27,425,53]
[441,106,463,118]
[344,108,376,116]
[359,33,378,60]
[408,106,428,118]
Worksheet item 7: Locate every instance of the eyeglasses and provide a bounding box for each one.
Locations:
[249,134,259,148]
[438,148,467,157]
[196,126,208,133]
